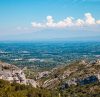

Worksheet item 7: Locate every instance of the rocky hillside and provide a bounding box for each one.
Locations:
[0,61,37,87]
[0,60,100,97]
[29,59,100,90]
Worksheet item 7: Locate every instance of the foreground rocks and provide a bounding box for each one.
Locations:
[0,61,38,87]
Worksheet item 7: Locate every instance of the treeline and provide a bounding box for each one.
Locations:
[58,82,100,97]
[0,79,100,97]
[0,79,58,97]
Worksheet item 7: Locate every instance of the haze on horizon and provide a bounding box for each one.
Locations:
[0,0,100,41]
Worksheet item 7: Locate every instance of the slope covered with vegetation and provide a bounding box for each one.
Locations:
[0,79,58,97]
[0,79,100,97]
[0,60,100,97]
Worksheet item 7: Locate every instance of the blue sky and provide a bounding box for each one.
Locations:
[0,0,100,41]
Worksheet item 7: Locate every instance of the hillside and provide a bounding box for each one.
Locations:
[0,79,55,97]
[28,60,100,89]
[0,61,37,87]
[0,79,100,97]
[0,60,100,97]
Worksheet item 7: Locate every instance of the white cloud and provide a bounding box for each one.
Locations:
[85,13,95,25]
[46,16,74,28]
[63,17,74,26]
[31,22,45,28]
[47,16,54,23]
[46,16,56,27]
[76,19,85,26]
[31,13,100,29]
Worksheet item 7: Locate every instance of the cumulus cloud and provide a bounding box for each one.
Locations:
[85,13,95,25]
[46,16,56,27]
[76,19,85,26]
[31,13,100,29]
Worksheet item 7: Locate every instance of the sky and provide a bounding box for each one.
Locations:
[0,0,100,41]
